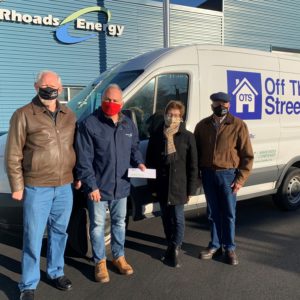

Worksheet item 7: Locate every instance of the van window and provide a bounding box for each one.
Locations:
[123,78,155,139]
[125,73,189,140]
[68,67,143,121]
[155,73,189,115]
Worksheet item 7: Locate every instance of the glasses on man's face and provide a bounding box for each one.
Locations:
[166,113,181,118]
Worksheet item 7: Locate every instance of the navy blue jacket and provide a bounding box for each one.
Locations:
[75,108,144,200]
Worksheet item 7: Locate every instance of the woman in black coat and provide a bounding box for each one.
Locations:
[146,100,198,267]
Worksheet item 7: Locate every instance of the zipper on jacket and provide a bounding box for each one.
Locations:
[212,125,219,166]
[113,125,118,199]
[51,113,63,185]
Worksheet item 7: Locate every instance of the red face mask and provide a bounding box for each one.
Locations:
[101,101,122,116]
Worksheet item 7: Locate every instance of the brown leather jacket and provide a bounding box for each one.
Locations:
[194,113,254,186]
[5,96,76,192]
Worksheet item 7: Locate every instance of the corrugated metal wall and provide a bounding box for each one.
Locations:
[0,0,222,131]
[170,5,223,46]
[0,0,102,131]
[224,0,300,51]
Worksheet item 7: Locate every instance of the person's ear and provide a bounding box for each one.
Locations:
[34,83,39,93]
[57,84,63,95]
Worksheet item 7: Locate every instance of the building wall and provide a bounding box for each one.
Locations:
[0,0,222,131]
[0,0,102,131]
[224,0,300,51]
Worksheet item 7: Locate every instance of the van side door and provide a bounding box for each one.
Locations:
[123,66,199,219]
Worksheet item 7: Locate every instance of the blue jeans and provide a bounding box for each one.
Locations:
[201,168,237,251]
[159,201,185,247]
[88,197,127,263]
[19,184,73,292]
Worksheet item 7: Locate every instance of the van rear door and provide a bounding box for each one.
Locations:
[198,49,281,199]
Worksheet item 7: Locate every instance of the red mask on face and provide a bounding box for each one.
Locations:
[101,101,122,116]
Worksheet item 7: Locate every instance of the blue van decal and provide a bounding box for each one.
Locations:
[227,70,262,120]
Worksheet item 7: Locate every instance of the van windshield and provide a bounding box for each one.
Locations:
[67,65,143,121]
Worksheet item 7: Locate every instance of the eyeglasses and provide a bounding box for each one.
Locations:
[166,113,181,118]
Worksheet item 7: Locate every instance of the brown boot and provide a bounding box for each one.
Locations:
[112,256,134,275]
[95,259,110,283]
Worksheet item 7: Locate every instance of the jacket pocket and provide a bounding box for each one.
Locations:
[23,150,33,172]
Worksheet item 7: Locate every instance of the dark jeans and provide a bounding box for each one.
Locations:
[159,201,185,247]
[201,168,237,251]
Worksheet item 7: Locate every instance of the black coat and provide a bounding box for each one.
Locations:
[146,122,199,205]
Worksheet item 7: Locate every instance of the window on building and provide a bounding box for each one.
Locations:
[58,86,85,103]
[153,0,223,12]
[124,73,189,140]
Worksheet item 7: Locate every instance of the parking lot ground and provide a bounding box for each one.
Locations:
[1,196,300,300]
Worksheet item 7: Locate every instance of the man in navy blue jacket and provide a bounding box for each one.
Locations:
[75,84,145,283]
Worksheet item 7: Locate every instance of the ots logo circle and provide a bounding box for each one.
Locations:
[55,6,124,44]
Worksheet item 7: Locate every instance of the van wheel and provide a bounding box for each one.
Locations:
[67,207,111,258]
[274,167,300,211]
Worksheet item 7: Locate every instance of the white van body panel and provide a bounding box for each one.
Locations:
[2,45,300,221]
[0,134,10,194]
[123,45,300,215]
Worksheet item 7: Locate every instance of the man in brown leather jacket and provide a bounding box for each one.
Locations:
[5,71,76,300]
[194,92,254,266]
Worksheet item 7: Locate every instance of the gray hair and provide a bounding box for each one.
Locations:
[35,70,62,85]
[103,83,122,95]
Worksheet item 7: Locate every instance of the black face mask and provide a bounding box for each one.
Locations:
[38,87,58,100]
[212,105,228,117]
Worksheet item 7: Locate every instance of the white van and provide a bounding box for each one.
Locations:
[1,44,300,254]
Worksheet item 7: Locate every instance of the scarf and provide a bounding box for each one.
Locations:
[163,124,180,155]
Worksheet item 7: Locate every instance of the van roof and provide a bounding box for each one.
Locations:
[118,44,300,72]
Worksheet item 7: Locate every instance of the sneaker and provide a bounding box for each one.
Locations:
[112,256,134,275]
[95,259,110,283]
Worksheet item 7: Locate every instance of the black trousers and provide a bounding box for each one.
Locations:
[159,201,185,247]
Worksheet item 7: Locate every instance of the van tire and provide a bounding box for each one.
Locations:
[274,167,300,211]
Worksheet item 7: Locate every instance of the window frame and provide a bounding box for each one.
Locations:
[124,71,191,139]
[59,85,85,103]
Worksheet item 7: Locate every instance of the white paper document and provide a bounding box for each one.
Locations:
[128,168,156,179]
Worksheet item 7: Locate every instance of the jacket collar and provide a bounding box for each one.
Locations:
[96,108,126,127]
[31,95,67,115]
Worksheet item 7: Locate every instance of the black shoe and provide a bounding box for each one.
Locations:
[225,250,239,266]
[52,275,72,291]
[161,245,172,262]
[20,290,34,300]
[199,247,223,260]
[169,245,181,268]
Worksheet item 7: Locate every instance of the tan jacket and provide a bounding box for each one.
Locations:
[5,96,76,192]
[194,113,254,186]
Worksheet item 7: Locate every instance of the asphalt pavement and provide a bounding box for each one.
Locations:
[1,196,300,300]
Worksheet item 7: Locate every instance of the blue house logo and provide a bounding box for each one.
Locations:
[227,70,262,120]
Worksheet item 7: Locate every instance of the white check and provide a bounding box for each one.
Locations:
[128,168,156,179]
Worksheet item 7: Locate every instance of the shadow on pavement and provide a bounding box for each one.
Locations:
[0,274,19,300]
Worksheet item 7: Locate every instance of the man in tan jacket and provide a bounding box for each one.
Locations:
[194,92,254,266]
[5,71,76,300]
